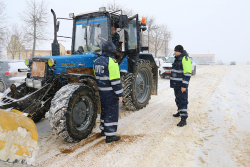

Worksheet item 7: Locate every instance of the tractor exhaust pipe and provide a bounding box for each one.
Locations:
[51,9,60,56]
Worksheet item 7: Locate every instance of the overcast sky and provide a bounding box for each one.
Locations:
[4,0,250,65]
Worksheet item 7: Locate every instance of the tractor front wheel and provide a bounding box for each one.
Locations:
[49,83,98,142]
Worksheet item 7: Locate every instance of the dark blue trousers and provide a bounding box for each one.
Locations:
[174,88,188,119]
[99,92,119,136]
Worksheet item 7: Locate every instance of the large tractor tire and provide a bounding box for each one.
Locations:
[49,83,98,143]
[122,59,153,111]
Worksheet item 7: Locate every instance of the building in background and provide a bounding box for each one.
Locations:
[189,54,215,65]
[6,35,66,60]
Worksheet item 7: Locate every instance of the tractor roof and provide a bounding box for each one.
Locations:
[75,8,126,18]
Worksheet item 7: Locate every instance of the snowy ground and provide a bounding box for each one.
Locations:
[1,65,250,167]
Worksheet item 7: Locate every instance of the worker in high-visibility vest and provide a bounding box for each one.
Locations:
[93,41,123,143]
[170,45,192,127]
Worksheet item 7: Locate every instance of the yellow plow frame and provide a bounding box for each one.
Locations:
[0,109,38,165]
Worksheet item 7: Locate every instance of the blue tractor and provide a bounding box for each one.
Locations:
[0,8,158,142]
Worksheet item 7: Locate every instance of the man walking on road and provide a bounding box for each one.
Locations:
[94,41,123,143]
[170,45,192,127]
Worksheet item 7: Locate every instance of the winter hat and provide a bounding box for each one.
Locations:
[174,45,184,53]
[102,41,116,55]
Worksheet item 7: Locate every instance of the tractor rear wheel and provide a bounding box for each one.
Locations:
[49,83,98,142]
[122,59,153,111]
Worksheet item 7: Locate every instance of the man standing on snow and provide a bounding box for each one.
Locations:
[94,41,123,143]
[170,45,192,127]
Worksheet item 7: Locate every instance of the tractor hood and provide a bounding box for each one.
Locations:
[43,54,98,75]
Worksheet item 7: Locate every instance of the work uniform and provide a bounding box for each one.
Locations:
[93,41,123,136]
[170,50,192,119]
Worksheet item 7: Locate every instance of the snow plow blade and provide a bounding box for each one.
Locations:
[0,109,38,165]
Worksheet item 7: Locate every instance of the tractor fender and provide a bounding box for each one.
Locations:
[139,53,158,68]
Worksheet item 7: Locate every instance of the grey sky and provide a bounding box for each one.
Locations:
[4,0,250,64]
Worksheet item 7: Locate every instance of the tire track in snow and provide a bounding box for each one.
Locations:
[33,65,233,167]
[137,65,229,166]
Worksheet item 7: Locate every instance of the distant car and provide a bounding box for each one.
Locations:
[230,61,236,65]
[154,57,167,67]
[0,60,28,93]
[159,56,197,79]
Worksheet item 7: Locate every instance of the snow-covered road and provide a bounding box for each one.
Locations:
[1,65,250,167]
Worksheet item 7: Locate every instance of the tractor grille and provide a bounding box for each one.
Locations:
[31,62,45,77]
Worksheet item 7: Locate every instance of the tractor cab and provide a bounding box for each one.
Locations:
[52,7,147,72]
[70,7,143,56]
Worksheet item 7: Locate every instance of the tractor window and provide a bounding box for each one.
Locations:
[127,19,137,50]
[74,16,108,54]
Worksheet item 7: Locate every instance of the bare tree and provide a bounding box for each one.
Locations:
[167,48,174,57]
[143,15,157,53]
[151,24,169,57]
[105,2,135,16]
[20,0,49,59]
[162,28,172,57]
[5,24,26,60]
[0,1,7,57]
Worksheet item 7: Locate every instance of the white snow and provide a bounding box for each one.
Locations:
[1,65,250,166]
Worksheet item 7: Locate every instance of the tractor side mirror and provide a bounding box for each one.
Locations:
[119,15,128,28]
[56,21,60,32]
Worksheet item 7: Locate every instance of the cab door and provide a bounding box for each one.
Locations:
[126,14,139,73]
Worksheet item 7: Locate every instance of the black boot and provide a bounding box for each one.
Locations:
[177,118,187,127]
[106,136,121,143]
[173,112,180,117]
[101,131,105,136]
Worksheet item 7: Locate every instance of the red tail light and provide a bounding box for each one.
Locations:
[5,71,11,76]
[5,72,18,76]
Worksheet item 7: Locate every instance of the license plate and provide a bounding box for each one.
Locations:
[31,62,45,77]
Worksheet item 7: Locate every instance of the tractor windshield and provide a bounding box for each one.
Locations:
[74,16,108,54]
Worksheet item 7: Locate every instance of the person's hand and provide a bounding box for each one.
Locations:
[118,97,123,103]
[98,34,101,38]
[181,87,186,93]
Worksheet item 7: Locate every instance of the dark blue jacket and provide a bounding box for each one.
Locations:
[93,41,123,97]
[170,50,192,88]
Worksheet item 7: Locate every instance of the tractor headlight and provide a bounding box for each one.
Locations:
[48,59,56,67]
[25,59,31,66]
[33,80,42,89]
[26,78,33,87]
